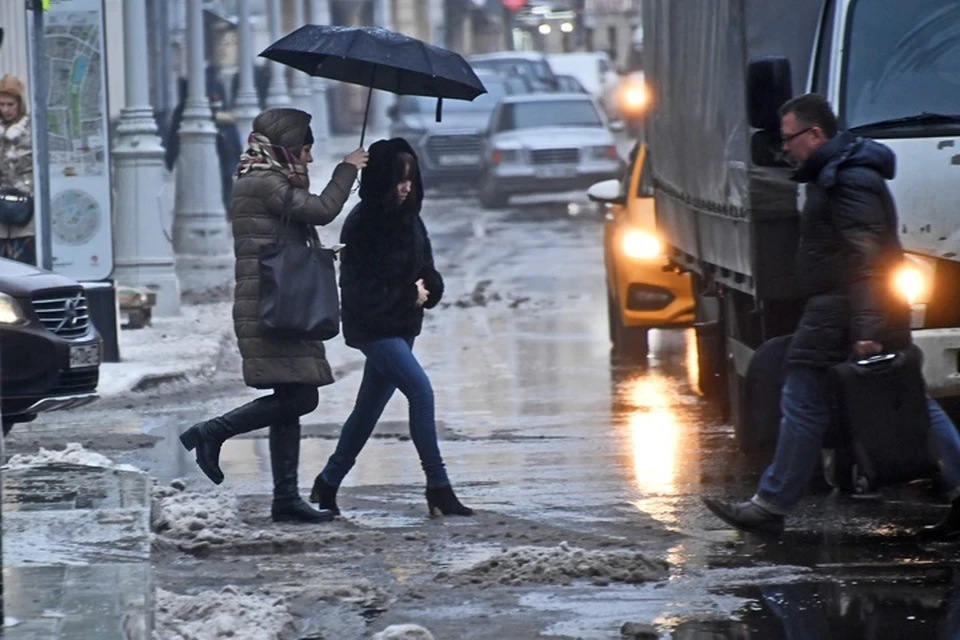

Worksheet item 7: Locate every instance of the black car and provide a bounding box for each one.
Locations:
[0,258,101,434]
[387,69,510,188]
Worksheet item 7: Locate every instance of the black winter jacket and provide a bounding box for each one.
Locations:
[787,131,911,368]
[339,138,444,347]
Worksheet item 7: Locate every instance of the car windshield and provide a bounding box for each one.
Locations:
[842,0,960,131]
[400,80,506,114]
[497,99,602,131]
[472,58,554,82]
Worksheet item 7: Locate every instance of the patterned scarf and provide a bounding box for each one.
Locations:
[235,131,310,189]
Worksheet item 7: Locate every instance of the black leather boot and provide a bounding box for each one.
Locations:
[919,498,960,541]
[270,422,335,524]
[179,396,282,485]
[309,474,341,516]
[426,485,474,517]
[702,497,785,536]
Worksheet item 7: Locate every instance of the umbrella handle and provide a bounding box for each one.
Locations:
[360,64,377,148]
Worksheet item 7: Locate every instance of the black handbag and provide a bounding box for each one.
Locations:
[0,188,33,227]
[258,188,341,340]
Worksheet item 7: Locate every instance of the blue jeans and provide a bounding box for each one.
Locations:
[753,365,960,514]
[320,337,450,488]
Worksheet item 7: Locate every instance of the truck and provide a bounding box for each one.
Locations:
[640,0,960,452]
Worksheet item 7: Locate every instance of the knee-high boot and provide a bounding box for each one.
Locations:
[269,421,335,523]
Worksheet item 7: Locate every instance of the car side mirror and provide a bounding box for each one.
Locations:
[747,56,793,131]
[587,179,626,206]
[751,130,792,168]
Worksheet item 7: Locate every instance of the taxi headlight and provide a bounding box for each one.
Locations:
[622,230,662,260]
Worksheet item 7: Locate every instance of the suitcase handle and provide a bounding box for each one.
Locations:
[855,353,897,367]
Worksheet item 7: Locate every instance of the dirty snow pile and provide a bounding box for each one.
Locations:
[442,541,669,587]
[373,624,435,640]
[4,442,140,472]
[154,586,295,640]
[151,482,252,548]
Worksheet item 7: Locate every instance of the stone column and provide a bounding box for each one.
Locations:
[309,0,331,144]
[264,0,292,108]
[234,0,261,139]
[172,0,231,257]
[288,0,313,114]
[113,0,182,315]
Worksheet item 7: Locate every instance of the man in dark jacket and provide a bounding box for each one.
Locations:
[703,94,960,539]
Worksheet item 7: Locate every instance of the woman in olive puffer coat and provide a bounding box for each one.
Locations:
[180,108,368,524]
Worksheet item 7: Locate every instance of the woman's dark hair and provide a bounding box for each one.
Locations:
[385,151,418,210]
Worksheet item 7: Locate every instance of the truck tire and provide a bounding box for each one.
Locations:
[695,321,725,400]
[608,289,649,360]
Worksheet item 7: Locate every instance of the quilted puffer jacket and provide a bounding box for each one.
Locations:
[230,108,357,389]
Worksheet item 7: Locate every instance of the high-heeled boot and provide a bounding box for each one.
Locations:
[309,473,341,516]
[179,396,283,485]
[426,485,474,517]
[269,422,335,524]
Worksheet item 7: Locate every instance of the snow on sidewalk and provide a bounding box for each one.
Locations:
[97,302,233,399]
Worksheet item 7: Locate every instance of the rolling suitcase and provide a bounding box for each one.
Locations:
[827,345,936,493]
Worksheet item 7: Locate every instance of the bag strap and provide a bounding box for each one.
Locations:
[278,186,295,244]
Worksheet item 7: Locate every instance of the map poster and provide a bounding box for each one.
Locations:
[27,0,113,281]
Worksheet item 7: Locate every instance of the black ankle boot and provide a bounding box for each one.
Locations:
[919,498,960,541]
[269,422,334,524]
[179,418,230,485]
[309,474,340,516]
[426,485,474,517]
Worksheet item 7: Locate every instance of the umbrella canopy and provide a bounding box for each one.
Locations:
[261,25,485,99]
[260,25,486,145]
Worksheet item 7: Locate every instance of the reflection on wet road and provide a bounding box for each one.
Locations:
[113,193,960,638]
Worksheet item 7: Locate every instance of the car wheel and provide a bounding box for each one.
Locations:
[609,289,649,360]
[478,173,508,209]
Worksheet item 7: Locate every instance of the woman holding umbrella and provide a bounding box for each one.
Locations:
[180,107,368,524]
[309,138,473,518]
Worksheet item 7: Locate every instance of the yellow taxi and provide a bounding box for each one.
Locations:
[587,142,695,358]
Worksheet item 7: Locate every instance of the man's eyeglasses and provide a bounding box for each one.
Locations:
[781,127,813,143]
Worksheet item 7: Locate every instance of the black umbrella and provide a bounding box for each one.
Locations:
[260,25,487,146]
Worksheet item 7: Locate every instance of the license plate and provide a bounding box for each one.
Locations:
[534,166,577,179]
[70,343,100,369]
[438,154,479,166]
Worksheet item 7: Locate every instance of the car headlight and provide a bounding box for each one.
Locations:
[491,148,522,165]
[892,260,932,305]
[0,292,28,325]
[621,229,662,260]
[620,83,650,114]
[588,145,619,161]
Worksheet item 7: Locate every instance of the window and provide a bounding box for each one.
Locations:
[497,99,603,131]
[811,0,836,96]
[842,0,960,130]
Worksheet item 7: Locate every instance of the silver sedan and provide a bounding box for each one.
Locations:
[478,93,624,209]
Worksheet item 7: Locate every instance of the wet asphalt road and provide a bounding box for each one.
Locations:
[10,185,960,638]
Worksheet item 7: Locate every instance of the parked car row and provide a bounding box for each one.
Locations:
[388,51,626,208]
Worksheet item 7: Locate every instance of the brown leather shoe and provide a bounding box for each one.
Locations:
[702,497,785,536]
